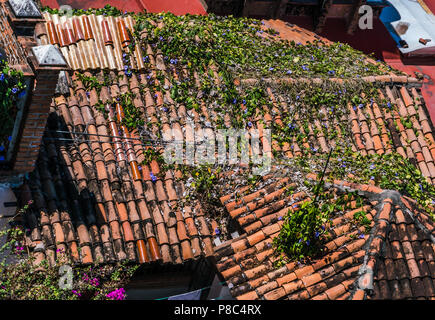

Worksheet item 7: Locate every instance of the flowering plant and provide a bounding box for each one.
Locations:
[0,205,138,300]
[0,56,26,160]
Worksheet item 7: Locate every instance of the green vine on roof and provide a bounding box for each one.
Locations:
[285,148,435,215]
[41,4,130,17]
[273,184,367,263]
[273,148,435,263]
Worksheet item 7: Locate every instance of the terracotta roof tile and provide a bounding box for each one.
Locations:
[215,171,435,300]
[13,9,435,296]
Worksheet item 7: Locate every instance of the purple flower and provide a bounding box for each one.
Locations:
[278,216,282,221]
[269,67,274,71]
[233,99,237,104]
[214,228,220,235]
[11,88,17,94]
[315,231,320,238]
[306,240,310,246]
[150,172,157,182]
[0,73,4,81]
[358,234,365,239]
[247,121,252,128]
[286,70,292,75]
[0,146,4,152]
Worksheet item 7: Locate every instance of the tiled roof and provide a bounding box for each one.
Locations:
[21,86,215,265]
[215,171,435,300]
[15,10,435,291]
[236,77,435,185]
[40,12,146,71]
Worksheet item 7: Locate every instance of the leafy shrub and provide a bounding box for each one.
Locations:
[0,57,25,158]
[0,206,138,300]
[273,182,360,261]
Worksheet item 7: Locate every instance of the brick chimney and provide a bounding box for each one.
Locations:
[12,44,68,173]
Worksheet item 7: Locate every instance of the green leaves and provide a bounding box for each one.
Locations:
[353,210,371,232]
[116,92,144,130]
[273,184,338,261]
[0,58,25,156]
[0,209,138,300]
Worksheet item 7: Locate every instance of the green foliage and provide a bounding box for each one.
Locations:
[0,205,138,300]
[134,13,390,79]
[116,92,144,130]
[142,147,163,165]
[75,73,104,93]
[41,4,127,17]
[130,11,392,131]
[182,165,222,205]
[328,149,435,214]
[288,147,435,215]
[353,210,371,232]
[273,182,359,261]
[0,58,26,156]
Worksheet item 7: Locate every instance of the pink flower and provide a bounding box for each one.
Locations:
[91,278,100,287]
[72,290,81,297]
[106,288,126,300]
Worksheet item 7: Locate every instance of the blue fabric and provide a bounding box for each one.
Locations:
[167,289,202,300]
[380,6,403,45]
